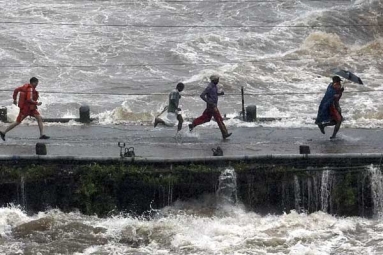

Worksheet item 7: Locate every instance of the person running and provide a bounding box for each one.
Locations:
[189,75,232,139]
[0,77,50,141]
[154,82,185,131]
[315,76,344,139]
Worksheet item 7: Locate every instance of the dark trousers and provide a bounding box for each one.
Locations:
[192,107,228,136]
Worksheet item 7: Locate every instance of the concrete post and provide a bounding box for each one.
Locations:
[246,105,257,122]
[79,105,90,123]
[36,143,47,155]
[212,147,223,156]
[299,145,310,154]
[0,107,7,123]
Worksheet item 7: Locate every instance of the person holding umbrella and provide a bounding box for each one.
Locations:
[315,76,344,139]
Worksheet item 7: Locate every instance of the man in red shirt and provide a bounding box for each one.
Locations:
[0,77,49,141]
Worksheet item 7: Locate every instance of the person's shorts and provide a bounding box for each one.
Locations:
[329,105,342,123]
[157,112,179,127]
[16,107,40,123]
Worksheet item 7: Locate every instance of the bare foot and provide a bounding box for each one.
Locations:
[318,124,325,134]
[0,131,5,141]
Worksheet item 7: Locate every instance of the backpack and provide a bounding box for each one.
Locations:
[16,84,30,109]
[16,84,38,109]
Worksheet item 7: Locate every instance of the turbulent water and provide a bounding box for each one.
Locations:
[1,204,383,255]
[0,0,382,128]
[1,166,383,254]
[1,2,383,252]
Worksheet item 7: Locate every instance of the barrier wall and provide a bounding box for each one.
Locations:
[0,153,381,218]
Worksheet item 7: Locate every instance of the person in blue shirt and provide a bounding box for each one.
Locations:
[315,76,344,139]
[189,75,232,139]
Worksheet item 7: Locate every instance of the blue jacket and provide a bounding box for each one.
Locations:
[315,83,337,124]
[201,82,218,106]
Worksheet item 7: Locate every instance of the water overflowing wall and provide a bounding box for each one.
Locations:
[320,170,333,213]
[0,161,382,218]
[216,168,238,205]
[367,165,383,218]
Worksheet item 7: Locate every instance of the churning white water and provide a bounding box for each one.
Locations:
[1,165,383,254]
[1,204,383,254]
[1,1,383,253]
[0,0,382,128]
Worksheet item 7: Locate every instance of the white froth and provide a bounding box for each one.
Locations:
[0,0,381,129]
[0,205,380,254]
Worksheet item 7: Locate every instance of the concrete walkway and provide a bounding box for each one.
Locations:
[0,124,382,158]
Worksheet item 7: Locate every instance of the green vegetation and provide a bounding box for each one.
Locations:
[0,163,56,181]
[334,172,358,215]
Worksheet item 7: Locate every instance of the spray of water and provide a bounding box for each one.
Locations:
[320,169,334,213]
[368,165,383,218]
[294,175,301,212]
[20,176,27,212]
[216,168,238,205]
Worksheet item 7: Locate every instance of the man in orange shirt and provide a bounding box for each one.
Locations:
[0,77,49,141]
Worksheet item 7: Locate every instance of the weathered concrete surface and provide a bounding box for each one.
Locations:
[0,124,382,158]
[0,124,381,217]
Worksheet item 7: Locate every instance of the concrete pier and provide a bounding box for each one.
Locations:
[0,125,381,159]
[0,125,381,217]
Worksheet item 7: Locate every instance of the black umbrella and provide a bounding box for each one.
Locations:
[333,69,363,85]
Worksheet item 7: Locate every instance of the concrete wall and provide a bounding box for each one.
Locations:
[0,155,380,217]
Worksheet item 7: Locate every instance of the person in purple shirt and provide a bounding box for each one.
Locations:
[189,75,232,139]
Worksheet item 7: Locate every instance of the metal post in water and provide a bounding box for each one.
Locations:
[241,86,246,121]
[246,105,257,122]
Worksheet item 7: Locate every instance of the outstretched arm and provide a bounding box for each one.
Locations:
[12,87,23,105]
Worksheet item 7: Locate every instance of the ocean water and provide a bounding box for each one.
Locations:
[0,0,382,128]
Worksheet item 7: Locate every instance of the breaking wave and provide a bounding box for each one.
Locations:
[0,0,381,128]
